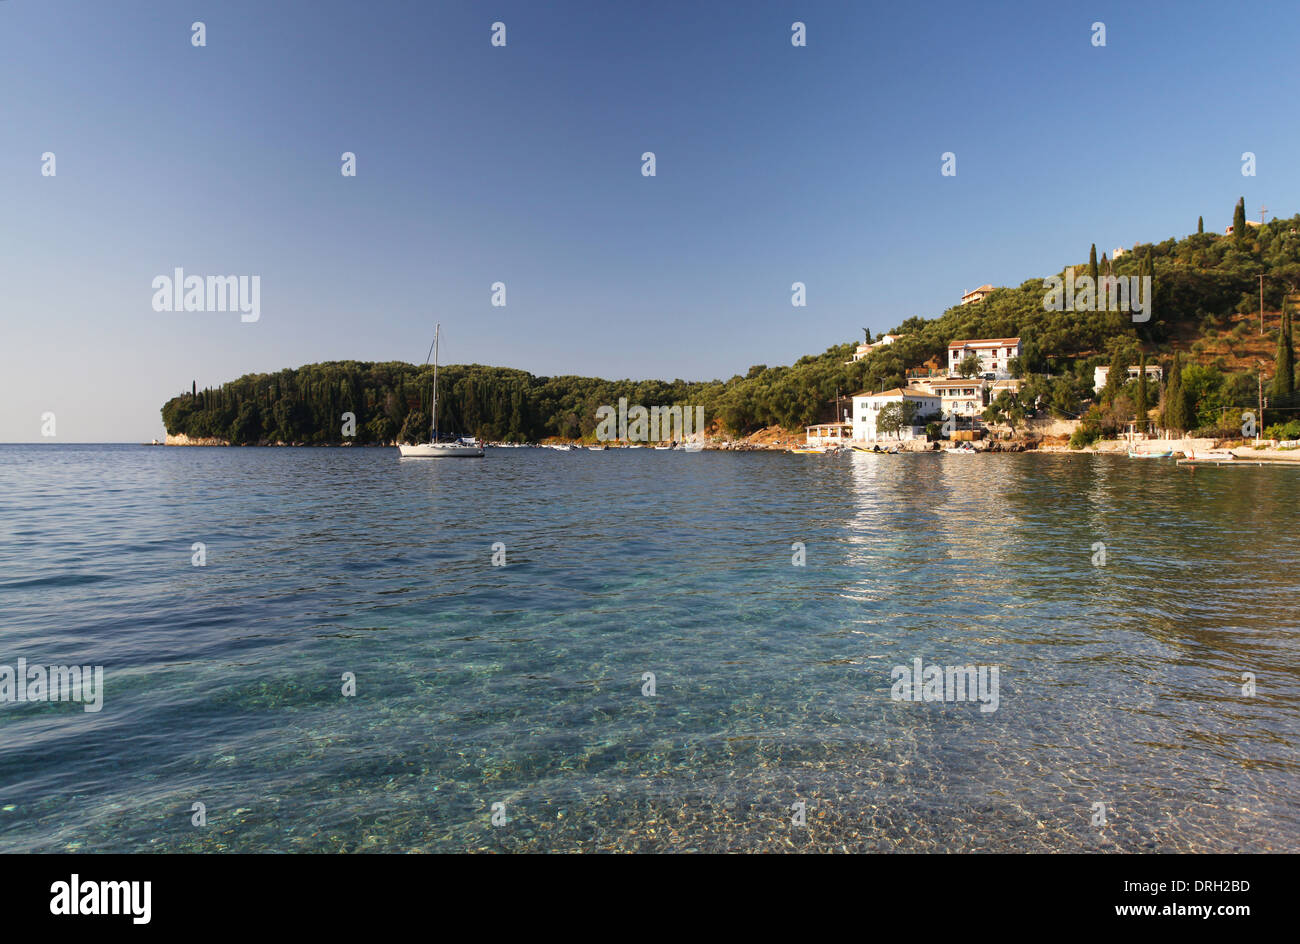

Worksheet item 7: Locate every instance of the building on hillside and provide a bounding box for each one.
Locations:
[805,421,852,447]
[961,284,995,305]
[848,333,901,363]
[926,377,987,420]
[1113,247,1127,258]
[988,378,1024,398]
[906,366,946,382]
[947,337,1021,378]
[1093,364,1163,393]
[1225,220,1263,236]
[850,388,941,442]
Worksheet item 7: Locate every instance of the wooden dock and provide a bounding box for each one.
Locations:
[1177,456,1300,467]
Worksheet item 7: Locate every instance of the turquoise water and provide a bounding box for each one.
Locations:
[0,444,1296,852]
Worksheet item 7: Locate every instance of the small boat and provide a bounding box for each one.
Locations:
[653,445,671,450]
[683,442,704,453]
[943,443,976,454]
[1184,447,1234,461]
[1128,449,1173,458]
[587,445,608,451]
[398,324,485,459]
[790,446,826,454]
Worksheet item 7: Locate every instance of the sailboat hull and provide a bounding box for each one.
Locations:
[397,443,484,458]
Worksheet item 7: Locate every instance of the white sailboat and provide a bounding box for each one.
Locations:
[397,324,485,458]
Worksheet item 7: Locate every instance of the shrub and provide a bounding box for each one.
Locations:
[1069,427,1100,449]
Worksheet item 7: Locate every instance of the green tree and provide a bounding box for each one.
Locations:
[1134,352,1149,431]
[228,402,264,445]
[398,410,430,444]
[1233,197,1247,242]
[875,400,918,440]
[1089,244,1099,283]
[1197,215,1204,235]
[957,353,982,378]
[982,390,1025,432]
[1274,299,1295,398]
[1163,353,1189,434]
[1102,347,1128,405]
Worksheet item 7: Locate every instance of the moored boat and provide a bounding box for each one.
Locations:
[1183,447,1235,461]
[397,324,485,459]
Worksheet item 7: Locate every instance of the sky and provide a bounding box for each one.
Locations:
[2,0,1296,441]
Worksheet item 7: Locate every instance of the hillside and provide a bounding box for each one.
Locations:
[162,204,1300,445]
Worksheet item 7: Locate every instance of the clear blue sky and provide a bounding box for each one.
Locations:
[1,0,1293,441]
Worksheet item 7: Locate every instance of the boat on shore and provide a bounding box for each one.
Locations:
[397,324,484,459]
[943,443,976,454]
[1128,449,1173,458]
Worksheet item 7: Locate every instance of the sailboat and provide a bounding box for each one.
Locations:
[397,324,485,458]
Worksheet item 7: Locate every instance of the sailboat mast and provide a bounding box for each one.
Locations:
[431,323,440,442]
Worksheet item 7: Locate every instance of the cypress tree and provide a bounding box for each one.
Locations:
[1233,197,1247,242]
[1144,253,1156,322]
[1103,347,1127,404]
[1274,299,1295,398]
[1197,215,1204,234]
[1165,353,1188,434]
[1135,352,1149,430]
[1089,244,1099,282]
[1174,355,1186,432]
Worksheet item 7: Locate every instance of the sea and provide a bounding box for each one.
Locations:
[0,444,1296,852]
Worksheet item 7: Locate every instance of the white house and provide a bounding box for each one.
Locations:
[947,337,1021,378]
[851,388,941,442]
[1093,364,1163,393]
[805,421,852,447]
[926,377,987,420]
[849,333,901,363]
[961,285,995,305]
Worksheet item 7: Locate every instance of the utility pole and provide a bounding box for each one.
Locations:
[1261,205,1268,224]
[1258,361,1265,437]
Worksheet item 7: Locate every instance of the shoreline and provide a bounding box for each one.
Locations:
[154,435,1300,461]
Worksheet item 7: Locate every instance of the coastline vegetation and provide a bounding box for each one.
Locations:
[163,205,1300,445]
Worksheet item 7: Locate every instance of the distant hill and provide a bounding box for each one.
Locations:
[162,207,1300,444]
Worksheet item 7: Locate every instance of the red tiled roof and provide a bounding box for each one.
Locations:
[947,337,1021,349]
[851,388,939,399]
